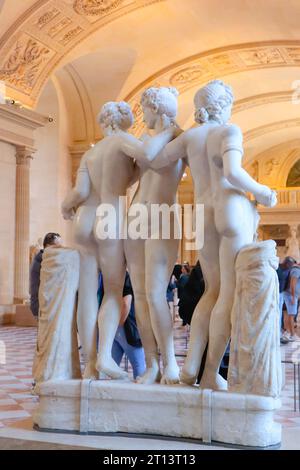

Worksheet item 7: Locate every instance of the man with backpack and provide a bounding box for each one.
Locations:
[282,261,300,342]
[277,256,300,344]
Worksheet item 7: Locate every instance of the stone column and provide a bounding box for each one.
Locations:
[14,146,33,303]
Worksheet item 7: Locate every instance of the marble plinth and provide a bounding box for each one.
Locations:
[15,304,37,327]
[33,380,281,448]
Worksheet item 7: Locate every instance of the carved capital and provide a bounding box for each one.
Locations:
[15,145,34,165]
[73,0,123,16]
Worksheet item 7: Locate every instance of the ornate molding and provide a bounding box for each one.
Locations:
[73,0,123,16]
[247,140,300,188]
[0,103,49,129]
[233,90,293,114]
[244,118,300,142]
[124,41,300,136]
[0,35,53,95]
[0,128,34,149]
[0,0,165,107]
[0,103,48,149]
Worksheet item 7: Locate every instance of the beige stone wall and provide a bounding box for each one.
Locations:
[54,77,72,244]
[31,80,72,247]
[0,141,16,304]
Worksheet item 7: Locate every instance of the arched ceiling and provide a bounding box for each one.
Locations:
[0,0,165,105]
[0,0,300,180]
[1,0,300,106]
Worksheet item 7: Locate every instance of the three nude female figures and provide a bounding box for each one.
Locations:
[62,80,276,391]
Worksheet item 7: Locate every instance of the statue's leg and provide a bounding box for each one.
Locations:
[145,238,180,384]
[180,219,220,385]
[200,199,256,391]
[199,237,238,391]
[73,205,99,379]
[77,247,99,379]
[200,227,254,391]
[96,238,128,379]
[125,238,161,384]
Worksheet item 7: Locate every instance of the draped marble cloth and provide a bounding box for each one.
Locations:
[33,247,81,384]
[228,240,282,398]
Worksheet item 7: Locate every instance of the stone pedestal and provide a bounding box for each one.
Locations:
[33,380,281,448]
[15,304,37,327]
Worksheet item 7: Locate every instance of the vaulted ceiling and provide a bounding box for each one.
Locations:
[1,0,300,181]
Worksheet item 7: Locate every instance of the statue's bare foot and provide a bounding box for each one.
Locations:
[136,366,161,385]
[180,365,198,386]
[83,361,98,380]
[199,373,227,391]
[96,357,128,380]
[160,363,180,385]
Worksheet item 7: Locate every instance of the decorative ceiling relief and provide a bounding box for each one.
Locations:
[264,158,280,177]
[0,0,300,111]
[286,47,300,62]
[73,0,124,17]
[170,66,211,90]
[35,8,60,29]
[47,18,73,38]
[59,26,84,45]
[247,142,300,188]
[153,45,300,95]
[0,35,53,94]
[0,0,165,106]
[126,43,300,135]
[237,47,285,66]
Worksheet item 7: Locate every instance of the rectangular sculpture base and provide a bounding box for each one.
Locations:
[33,380,281,448]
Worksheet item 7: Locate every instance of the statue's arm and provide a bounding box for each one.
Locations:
[128,162,140,186]
[149,131,188,170]
[222,125,277,207]
[61,152,91,220]
[120,128,177,166]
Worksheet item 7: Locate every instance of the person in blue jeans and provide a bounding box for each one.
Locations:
[282,264,300,342]
[277,256,296,343]
[98,271,146,380]
[112,272,146,380]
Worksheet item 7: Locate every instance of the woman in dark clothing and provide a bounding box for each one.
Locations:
[178,261,204,326]
[29,232,61,317]
[176,264,191,302]
[178,261,229,381]
[166,275,177,321]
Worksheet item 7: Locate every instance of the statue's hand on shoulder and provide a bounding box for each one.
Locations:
[255,186,277,207]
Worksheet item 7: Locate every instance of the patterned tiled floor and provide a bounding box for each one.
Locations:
[0,326,38,429]
[0,318,299,433]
